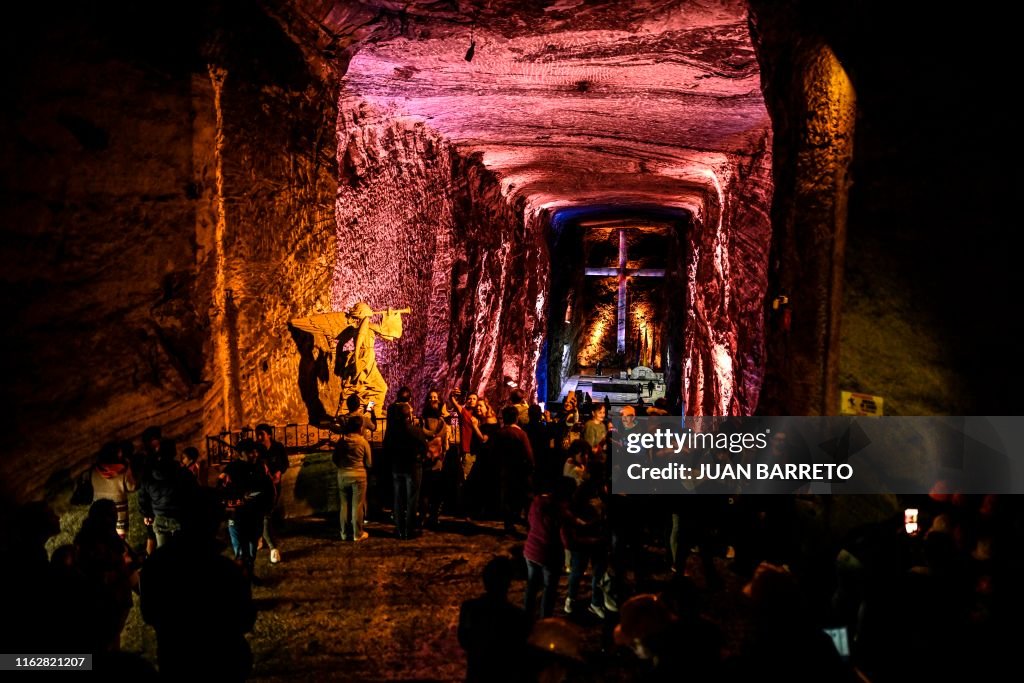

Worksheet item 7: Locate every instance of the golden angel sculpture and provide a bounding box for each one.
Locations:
[290,302,409,412]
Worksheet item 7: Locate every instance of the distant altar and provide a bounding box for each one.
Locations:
[622,365,663,382]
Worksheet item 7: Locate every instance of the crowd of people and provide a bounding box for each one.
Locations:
[1,422,289,679]
[340,386,631,548]
[334,385,1019,681]
[454,490,1019,682]
[1,384,1018,681]
[93,424,289,577]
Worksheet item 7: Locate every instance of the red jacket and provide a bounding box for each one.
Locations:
[523,494,570,568]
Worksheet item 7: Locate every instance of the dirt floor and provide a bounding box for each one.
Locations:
[246,517,520,682]
[241,515,748,682]
[108,511,737,681]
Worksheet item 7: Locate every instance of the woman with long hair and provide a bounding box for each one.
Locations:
[419,393,449,528]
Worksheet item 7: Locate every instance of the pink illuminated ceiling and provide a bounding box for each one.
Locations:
[273,0,774,414]
[306,0,771,215]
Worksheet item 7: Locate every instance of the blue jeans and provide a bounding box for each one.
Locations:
[524,559,562,619]
[228,515,259,573]
[338,470,367,539]
[568,548,607,607]
[393,466,422,537]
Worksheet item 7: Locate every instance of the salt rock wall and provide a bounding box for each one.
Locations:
[213,21,340,431]
[684,142,773,416]
[332,99,548,408]
[0,2,340,502]
[831,4,1019,415]
[1,5,205,502]
[750,0,1018,416]
[749,1,857,416]
[727,145,775,414]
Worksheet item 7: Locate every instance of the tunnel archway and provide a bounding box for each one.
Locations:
[541,205,691,407]
[330,2,775,417]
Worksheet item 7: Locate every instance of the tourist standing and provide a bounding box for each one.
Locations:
[523,479,575,619]
[255,424,288,564]
[332,415,372,542]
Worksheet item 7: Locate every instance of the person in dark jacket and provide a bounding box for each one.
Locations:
[387,402,429,539]
[379,386,414,514]
[524,404,556,492]
[419,396,449,529]
[523,478,575,619]
[218,439,274,580]
[73,500,137,652]
[493,406,534,536]
[564,479,610,619]
[1,502,61,652]
[138,450,198,548]
[255,423,288,564]
[733,563,845,682]
[142,489,256,681]
[135,426,176,555]
[458,557,529,683]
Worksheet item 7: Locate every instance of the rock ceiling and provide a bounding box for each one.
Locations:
[280,0,771,217]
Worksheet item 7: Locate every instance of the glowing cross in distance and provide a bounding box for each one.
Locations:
[584,229,665,354]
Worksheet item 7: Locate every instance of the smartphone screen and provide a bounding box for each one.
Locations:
[904,508,919,535]
[823,627,850,660]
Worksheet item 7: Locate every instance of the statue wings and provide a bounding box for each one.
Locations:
[290,308,406,352]
[290,312,349,353]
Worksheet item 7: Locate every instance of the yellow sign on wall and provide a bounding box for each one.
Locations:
[841,391,884,416]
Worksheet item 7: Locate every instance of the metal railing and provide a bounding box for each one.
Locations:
[204,418,396,465]
[207,410,603,464]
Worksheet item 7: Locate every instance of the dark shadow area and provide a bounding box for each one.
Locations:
[818,2,1022,414]
[288,325,330,425]
[291,452,336,515]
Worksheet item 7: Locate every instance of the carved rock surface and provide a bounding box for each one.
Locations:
[333,102,547,404]
[332,0,774,413]
[0,3,339,500]
[2,0,776,502]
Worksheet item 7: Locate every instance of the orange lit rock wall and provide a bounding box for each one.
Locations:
[213,39,339,431]
[0,3,340,501]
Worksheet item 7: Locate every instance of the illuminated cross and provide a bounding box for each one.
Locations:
[584,229,665,354]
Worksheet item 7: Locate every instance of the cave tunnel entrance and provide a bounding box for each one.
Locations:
[541,206,690,408]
